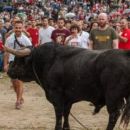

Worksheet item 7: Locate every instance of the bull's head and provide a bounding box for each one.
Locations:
[4,46,35,82]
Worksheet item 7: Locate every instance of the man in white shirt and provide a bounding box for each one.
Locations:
[4,20,32,109]
[77,20,89,48]
[39,17,55,45]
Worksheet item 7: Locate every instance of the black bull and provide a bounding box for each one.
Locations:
[7,42,130,130]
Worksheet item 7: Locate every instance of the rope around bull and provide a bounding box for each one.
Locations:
[32,62,88,130]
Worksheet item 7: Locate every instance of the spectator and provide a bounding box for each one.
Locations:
[85,13,91,22]
[118,18,130,49]
[39,17,55,45]
[0,20,7,44]
[89,13,118,50]
[27,19,39,47]
[77,20,90,48]
[115,21,122,35]
[48,18,55,27]
[25,21,32,30]
[4,20,13,34]
[65,24,82,47]
[0,19,7,78]
[89,21,99,31]
[82,21,90,32]
[0,39,3,78]
[51,18,70,45]
[65,20,72,30]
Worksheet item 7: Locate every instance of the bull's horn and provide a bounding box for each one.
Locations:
[4,46,31,57]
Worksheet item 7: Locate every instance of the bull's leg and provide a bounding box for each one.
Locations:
[106,111,120,130]
[48,85,64,130]
[63,103,72,130]
[106,99,124,130]
[54,106,63,130]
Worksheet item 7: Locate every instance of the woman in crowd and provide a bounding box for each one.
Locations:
[65,24,82,47]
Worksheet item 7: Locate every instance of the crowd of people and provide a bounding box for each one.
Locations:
[0,0,130,109]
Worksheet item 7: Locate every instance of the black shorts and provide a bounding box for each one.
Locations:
[9,61,13,69]
[9,61,17,80]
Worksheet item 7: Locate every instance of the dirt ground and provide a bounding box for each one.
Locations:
[0,73,129,130]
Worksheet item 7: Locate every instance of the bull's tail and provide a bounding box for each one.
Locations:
[120,97,130,129]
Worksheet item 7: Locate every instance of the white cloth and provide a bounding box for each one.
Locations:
[5,33,32,62]
[78,31,89,49]
[39,26,55,44]
[66,35,82,47]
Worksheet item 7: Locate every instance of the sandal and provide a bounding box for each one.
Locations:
[15,102,21,110]
[20,98,24,105]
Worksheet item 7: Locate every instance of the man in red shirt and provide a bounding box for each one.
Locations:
[51,18,70,45]
[118,18,130,50]
[27,20,39,47]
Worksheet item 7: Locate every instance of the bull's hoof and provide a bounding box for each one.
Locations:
[55,128,62,130]
[92,108,100,115]
[55,126,62,130]
[63,123,70,130]
[93,104,104,115]
[63,127,70,130]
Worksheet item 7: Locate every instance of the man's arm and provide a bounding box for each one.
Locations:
[38,34,41,45]
[112,39,118,49]
[118,35,128,43]
[3,52,9,72]
[88,40,93,50]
